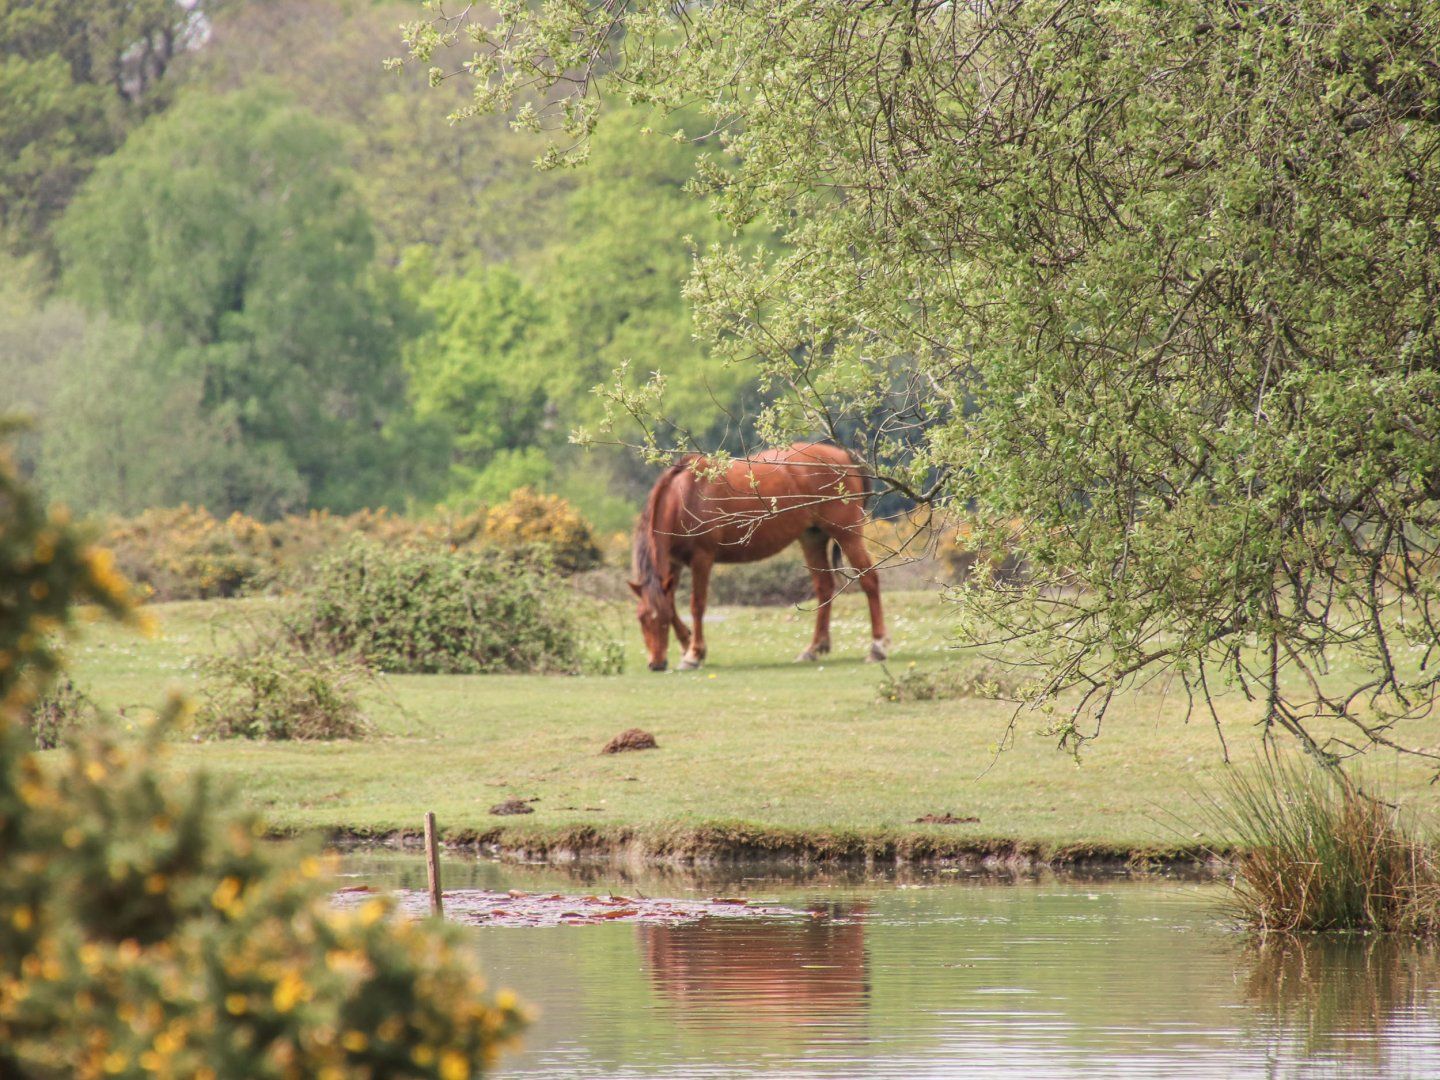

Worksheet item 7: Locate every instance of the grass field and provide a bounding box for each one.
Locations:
[61,589,1439,862]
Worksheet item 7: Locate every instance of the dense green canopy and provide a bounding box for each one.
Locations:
[408,0,1440,762]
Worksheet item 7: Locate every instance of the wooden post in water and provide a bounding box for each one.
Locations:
[423,811,443,917]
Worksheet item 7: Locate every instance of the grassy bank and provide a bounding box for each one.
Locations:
[63,591,1438,865]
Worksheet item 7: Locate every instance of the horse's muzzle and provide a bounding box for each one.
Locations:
[649,659,668,672]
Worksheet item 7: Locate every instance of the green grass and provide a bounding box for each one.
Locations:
[60,591,1439,861]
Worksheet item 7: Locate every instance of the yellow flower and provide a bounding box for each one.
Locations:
[211,876,243,914]
[439,1049,470,1080]
[358,898,386,927]
[225,993,248,1016]
[341,1030,369,1052]
[272,971,308,1013]
[10,906,33,931]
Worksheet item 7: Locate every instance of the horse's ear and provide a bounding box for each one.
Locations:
[627,581,643,597]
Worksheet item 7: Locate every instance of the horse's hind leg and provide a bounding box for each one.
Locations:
[834,531,889,661]
[796,531,834,662]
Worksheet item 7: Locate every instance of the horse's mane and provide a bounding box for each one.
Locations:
[632,456,699,602]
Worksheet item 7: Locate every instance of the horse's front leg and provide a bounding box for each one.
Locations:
[680,553,713,670]
[670,607,692,651]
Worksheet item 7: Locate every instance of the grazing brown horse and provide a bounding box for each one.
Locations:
[630,442,888,671]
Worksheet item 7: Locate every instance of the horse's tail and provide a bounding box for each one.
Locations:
[830,539,843,569]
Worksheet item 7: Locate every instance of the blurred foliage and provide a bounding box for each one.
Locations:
[712,554,814,608]
[185,0,568,272]
[2,0,784,544]
[0,428,527,1076]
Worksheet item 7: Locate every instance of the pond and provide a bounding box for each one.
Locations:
[344,853,1440,1078]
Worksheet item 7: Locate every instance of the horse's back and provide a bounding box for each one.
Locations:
[670,443,866,560]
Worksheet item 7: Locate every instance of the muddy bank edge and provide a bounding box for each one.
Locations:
[274,821,1231,875]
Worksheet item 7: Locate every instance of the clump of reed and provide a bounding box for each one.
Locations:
[1202,756,1440,936]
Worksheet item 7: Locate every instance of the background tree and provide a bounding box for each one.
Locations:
[409,0,1440,763]
[56,87,416,515]
[398,252,552,504]
[0,0,206,262]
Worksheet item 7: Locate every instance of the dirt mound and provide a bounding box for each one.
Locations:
[914,813,980,825]
[489,798,537,816]
[602,728,658,754]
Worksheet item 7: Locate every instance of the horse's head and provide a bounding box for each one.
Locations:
[629,576,675,671]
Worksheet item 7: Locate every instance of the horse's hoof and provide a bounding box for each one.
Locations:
[866,637,890,663]
[796,649,818,663]
[679,655,702,671]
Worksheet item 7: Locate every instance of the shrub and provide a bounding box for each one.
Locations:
[712,552,816,607]
[482,487,602,573]
[102,505,276,601]
[195,644,371,741]
[21,675,96,749]
[1198,757,1440,935]
[878,660,1025,704]
[0,425,527,1076]
[288,540,587,674]
[95,498,602,602]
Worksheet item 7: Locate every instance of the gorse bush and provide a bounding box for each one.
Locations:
[0,427,527,1076]
[288,540,588,675]
[480,486,602,573]
[98,495,600,601]
[195,644,371,741]
[1200,757,1440,936]
[104,505,275,600]
[2,710,526,1077]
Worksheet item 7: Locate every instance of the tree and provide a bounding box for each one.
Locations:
[38,320,306,517]
[56,87,415,515]
[408,1,1440,765]
[398,252,551,504]
[0,0,206,261]
[186,0,569,271]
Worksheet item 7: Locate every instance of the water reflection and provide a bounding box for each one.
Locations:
[640,902,869,1031]
[338,853,1440,1078]
[1240,935,1440,1074]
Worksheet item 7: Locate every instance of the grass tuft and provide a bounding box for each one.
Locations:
[1201,756,1440,935]
[195,643,372,742]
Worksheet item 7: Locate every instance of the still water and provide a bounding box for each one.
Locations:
[346,855,1440,1079]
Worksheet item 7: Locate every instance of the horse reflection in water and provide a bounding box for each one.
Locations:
[638,902,869,1034]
